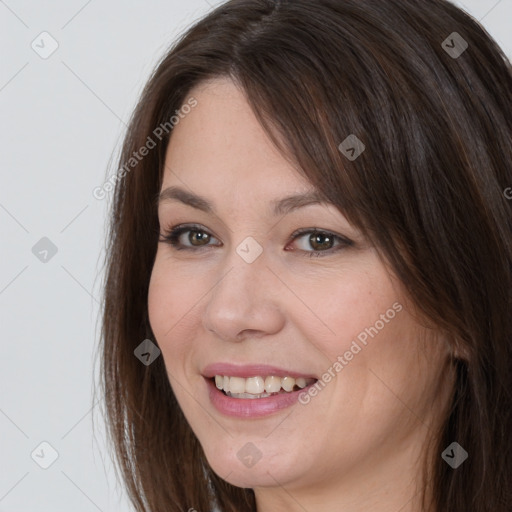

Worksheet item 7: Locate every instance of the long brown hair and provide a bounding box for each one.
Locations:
[97,0,512,510]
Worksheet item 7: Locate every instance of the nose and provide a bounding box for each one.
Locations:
[202,245,286,342]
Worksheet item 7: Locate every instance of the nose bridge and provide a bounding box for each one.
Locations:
[217,234,270,298]
[202,238,284,340]
[211,240,270,312]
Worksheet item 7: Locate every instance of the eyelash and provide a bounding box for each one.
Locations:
[158,223,353,258]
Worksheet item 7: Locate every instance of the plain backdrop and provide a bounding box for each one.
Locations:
[0,1,510,511]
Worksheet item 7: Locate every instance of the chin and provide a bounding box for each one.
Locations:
[203,438,307,489]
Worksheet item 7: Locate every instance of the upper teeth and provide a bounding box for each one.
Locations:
[214,375,313,394]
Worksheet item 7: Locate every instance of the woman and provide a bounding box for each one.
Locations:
[98,0,512,510]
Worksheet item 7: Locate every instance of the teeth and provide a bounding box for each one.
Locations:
[226,392,273,399]
[281,376,295,392]
[229,376,246,394]
[296,377,307,389]
[245,376,265,394]
[213,374,315,398]
[264,376,281,393]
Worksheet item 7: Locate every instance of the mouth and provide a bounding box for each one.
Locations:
[202,365,319,417]
[201,362,318,418]
[210,375,317,399]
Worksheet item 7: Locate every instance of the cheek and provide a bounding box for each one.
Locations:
[148,255,198,335]
[147,265,198,410]
[298,261,402,360]
[147,261,193,359]
[147,255,215,387]
[147,265,172,340]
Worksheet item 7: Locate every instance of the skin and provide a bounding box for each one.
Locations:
[147,77,456,512]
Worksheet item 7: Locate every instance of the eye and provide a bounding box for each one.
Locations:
[159,224,353,257]
[287,227,353,258]
[159,223,219,250]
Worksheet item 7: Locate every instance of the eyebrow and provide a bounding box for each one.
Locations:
[157,185,330,217]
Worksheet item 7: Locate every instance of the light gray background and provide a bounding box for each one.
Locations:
[0,1,510,511]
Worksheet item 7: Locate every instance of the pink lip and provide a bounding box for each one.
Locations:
[204,377,317,418]
[202,362,317,379]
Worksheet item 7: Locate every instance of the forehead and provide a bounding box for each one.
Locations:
[161,77,316,204]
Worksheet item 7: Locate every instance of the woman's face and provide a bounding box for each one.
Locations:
[148,77,453,505]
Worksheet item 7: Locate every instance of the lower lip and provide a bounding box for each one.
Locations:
[205,377,316,418]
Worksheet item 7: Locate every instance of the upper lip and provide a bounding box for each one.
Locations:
[202,363,318,380]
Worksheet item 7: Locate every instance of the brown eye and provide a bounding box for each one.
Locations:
[187,230,211,246]
[308,232,335,251]
[159,224,219,250]
[160,224,353,257]
[288,228,353,258]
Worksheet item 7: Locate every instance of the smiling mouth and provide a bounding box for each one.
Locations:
[211,375,318,399]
